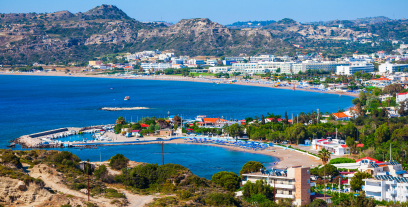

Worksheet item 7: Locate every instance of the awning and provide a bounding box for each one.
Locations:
[396,170,406,175]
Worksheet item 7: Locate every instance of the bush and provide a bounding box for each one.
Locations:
[109,154,128,170]
[239,161,265,176]
[329,158,356,164]
[204,192,239,206]
[309,199,327,207]
[242,180,274,201]
[1,151,22,168]
[211,171,241,192]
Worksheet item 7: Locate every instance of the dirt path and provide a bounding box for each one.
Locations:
[27,164,115,207]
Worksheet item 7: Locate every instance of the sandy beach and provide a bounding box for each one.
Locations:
[0,71,358,97]
[85,132,323,169]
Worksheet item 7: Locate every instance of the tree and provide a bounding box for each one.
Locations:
[284,111,289,124]
[261,115,265,125]
[242,180,274,201]
[211,171,241,191]
[398,99,408,116]
[109,154,128,170]
[285,124,306,145]
[309,199,327,207]
[116,116,126,125]
[345,136,357,154]
[318,148,331,164]
[350,171,372,191]
[239,161,265,176]
[225,123,242,138]
[374,123,390,145]
[318,164,339,178]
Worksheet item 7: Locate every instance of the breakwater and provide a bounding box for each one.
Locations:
[101,107,149,111]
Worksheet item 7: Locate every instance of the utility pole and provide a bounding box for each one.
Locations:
[390,143,392,161]
[125,159,127,190]
[87,159,90,201]
[162,142,164,165]
[291,113,293,124]
[324,164,326,199]
[317,108,319,123]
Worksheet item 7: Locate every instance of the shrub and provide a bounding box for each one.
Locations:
[204,192,238,206]
[1,151,22,168]
[239,161,265,176]
[329,158,356,165]
[242,180,274,200]
[211,171,241,192]
[109,154,128,170]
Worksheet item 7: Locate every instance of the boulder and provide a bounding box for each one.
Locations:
[80,189,88,194]
[17,181,26,191]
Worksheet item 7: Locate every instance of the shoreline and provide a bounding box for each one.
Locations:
[0,71,358,98]
[16,130,322,169]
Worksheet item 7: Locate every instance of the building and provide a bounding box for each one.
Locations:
[379,62,408,73]
[187,59,205,66]
[302,61,348,73]
[397,92,408,103]
[157,129,173,136]
[89,61,102,66]
[312,138,349,155]
[361,160,408,202]
[208,66,232,73]
[140,63,172,71]
[336,62,375,75]
[332,112,351,121]
[241,166,312,206]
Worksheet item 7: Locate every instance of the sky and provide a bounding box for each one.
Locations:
[1,0,407,25]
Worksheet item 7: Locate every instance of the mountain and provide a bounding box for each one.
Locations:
[0,6,293,65]
[0,6,405,65]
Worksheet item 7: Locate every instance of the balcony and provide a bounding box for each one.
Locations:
[386,180,397,185]
[274,184,295,189]
[363,185,382,192]
[275,194,295,199]
[386,190,397,197]
[403,191,408,197]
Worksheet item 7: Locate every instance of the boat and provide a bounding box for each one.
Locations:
[124,96,130,101]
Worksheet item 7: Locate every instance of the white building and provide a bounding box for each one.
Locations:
[397,92,408,104]
[225,57,248,62]
[140,63,172,71]
[362,160,408,202]
[187,59,205,65]
[312,138,349,155]
[249,55,275,62]
[379,62,408,73]
[208,66,232,73]
[336,62,375,75]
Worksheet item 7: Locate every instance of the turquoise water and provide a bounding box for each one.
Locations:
[0,75,353,178]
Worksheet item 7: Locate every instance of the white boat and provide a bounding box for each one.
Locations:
[124,96,129,101]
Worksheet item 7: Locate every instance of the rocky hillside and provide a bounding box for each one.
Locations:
[0,5,405,65]
[0,5,293,65]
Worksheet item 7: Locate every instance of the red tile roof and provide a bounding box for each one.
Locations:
[140,123,149,128]
[341,145,348,148]
[132,130,140,132]
[398,92,408,96]
[332,112,350,119]
[356,157,378,163]
[371,78,390,81]
[356,144,364,148]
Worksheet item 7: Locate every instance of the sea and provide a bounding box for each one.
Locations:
[0,75,353,178]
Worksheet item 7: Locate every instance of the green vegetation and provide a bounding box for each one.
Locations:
[350,171,372,191]
[211,171,241,192]
[109,154,128,170]
[329,158,356,165]
[239,161,265,176]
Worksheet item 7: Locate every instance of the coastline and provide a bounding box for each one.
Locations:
[0,71,359,98]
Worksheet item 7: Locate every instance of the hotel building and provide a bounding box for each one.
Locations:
[241,166,312,206]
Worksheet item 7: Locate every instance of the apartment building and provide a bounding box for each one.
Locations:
[140,63,172,71]
[379,62,408,73]
[208,66,232,73]
[241,166,311,206]
[397,92,408,104]
[362,161,408,202]
[336,62,375,75]
[89,61,102,66]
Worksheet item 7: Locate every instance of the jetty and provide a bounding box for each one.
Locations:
[101,107,149,111]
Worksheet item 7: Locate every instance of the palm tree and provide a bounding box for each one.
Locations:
[318,148,331,165]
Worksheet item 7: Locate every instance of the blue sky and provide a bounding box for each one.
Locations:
[1,0,407,25]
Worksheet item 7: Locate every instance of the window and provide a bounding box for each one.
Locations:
[307,180,310,184]
[307,189,309,194]
[307,170,310,174]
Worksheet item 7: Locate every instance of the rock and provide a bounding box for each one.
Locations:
[80,189,88,194]
[17,181,26,191]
